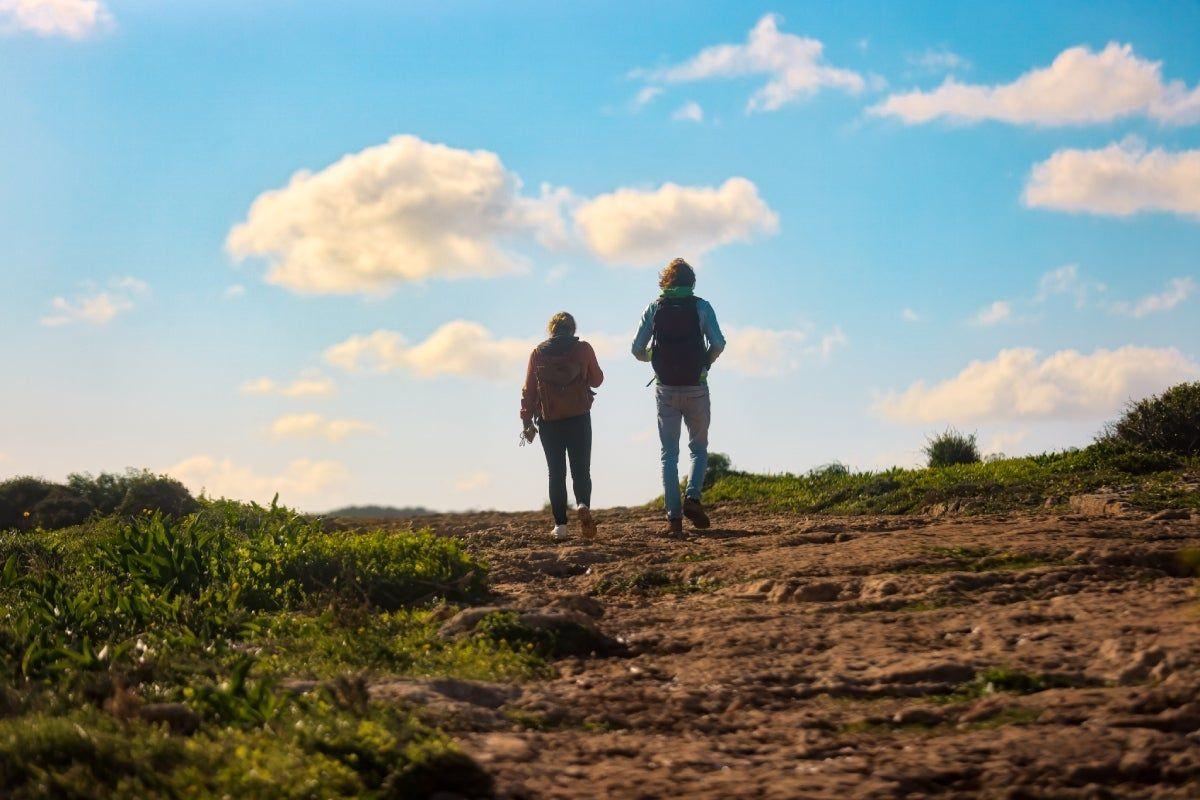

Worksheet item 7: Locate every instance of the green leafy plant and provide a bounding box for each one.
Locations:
[1101,381,1200,457]
[923,428,981,468]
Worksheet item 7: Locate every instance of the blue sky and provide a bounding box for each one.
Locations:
[2,0,1198,512]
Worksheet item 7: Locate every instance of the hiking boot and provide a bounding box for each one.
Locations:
[682,497,710,529]
[577,506,597,539]
[664,517,684,537]
[551,524,569,541]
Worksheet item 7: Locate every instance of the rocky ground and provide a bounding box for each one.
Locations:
[383,502,1200,799]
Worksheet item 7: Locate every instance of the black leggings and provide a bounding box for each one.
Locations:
[538,413,592,525]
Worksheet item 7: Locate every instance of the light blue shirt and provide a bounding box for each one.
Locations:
[631,295,726,375]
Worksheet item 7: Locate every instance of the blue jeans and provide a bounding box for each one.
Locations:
[657,385,710,520]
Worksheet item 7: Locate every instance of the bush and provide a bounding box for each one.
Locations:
[67,471,140,516]
[114,475,198,519]
[30,488,95,530]
[1102,381,1200,457]
[0,478,57,531]
[923,429,981,468]
[807,462,850,480]
[703,453,734,489]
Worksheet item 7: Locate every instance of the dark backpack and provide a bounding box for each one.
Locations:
[651,296,707,386]
[535,353,593,421]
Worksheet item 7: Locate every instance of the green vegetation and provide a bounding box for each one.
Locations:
[923,428,981,468]
[324,505,435,520]
[907,546,1061,574]
[1102,381,1200,457]
[940,667,1082,703]
[0,470,199,533]
[0,499,530,798]
[703,441,1198,515]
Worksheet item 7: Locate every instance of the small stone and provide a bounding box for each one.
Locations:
[892,707,945,726]
[475,733,536,763]
[1148,508,1189,521]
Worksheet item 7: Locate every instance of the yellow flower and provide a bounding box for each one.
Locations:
[22,511,30,517]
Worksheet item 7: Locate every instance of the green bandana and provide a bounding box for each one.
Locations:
[661,286,694,299]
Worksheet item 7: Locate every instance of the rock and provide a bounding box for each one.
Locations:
[892,707,946,726]
[473,733,537,763]
[543,593,605,618]
[426,678,520,709]
[1148,508,1190,521]
[861,577,901,600]
[135,702,200,735]
[1116,647,1167,685]
[1068,494,1133,518]
[865,660,976,686]
[794,581,845,602]
[438,606,509,638]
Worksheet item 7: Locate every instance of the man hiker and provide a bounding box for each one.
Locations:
[631,257,725,536]
[521,312,604,541]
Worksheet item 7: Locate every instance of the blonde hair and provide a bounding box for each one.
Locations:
[547,311,576,336]
[658,257,696,290]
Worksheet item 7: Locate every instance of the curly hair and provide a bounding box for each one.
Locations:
[658,257,696,290]
[547,311,576,336]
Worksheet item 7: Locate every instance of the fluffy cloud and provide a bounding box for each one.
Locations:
[875,346,1200,424]
[227,135,569,295]
[872,43,1200,125]
[638,13,864,113]
[1023,140,1200,219]
[325,321,533,382]
[633,86,663,108]
[971,300,1012,326]
[672,101,704,123]
[241,373,336,398]
[167,456,347,505]
[720,325,846,377]
[573,177,778,266]
[982,429,1030,457]
[268,413,378,442]
[1110,277,1196,318]
[40,276,148,327]
[901,308,922,323]
[0,0,112,39]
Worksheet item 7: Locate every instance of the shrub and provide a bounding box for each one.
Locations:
[30,488,95,530]
[1102,381,1200,457]
[807,462,850,480]
[703,452,734,489]
[923,429,981,468]
[0,478,57,532]
[114,475,198,519]
[67,470,142,516]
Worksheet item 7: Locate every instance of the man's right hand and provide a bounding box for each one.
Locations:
[522,424,537,443]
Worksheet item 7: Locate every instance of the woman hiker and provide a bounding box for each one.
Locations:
[521,312,604,540]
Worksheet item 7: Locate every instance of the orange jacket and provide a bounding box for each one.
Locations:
[521,337,604,425]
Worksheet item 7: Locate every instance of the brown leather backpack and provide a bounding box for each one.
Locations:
[535,353,593,421]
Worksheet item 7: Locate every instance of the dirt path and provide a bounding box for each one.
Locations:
[402,505,1200,799]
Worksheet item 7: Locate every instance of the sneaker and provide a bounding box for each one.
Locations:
[664,517,684,537]
[682,497,710,529]
[577,506,597,539]
[552,524,570,540]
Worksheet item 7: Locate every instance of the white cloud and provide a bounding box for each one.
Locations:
[1024,139,1200,219]
[167,456,348,505]
[633,86,663,108]
[637,13,865,113]
[907,47,970,74]
[455,471,493,492]
[901,308,922,323]
[0,0,112,39]
[1110,276,1196,318]
[875,345,1200,424]
[872,42,1200,125]
[982,429,1030,457]
[971,300,1012,326]
[325,320,533,382]
[223,284,246,299]
[226,135,569,295]
[268,413,378,442]
[241,373,336,398]
[40,276,148,327]
[720,324,846,377]
[1034,264,1105,308]
[672,101,704,123]
[573,177,778,266]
